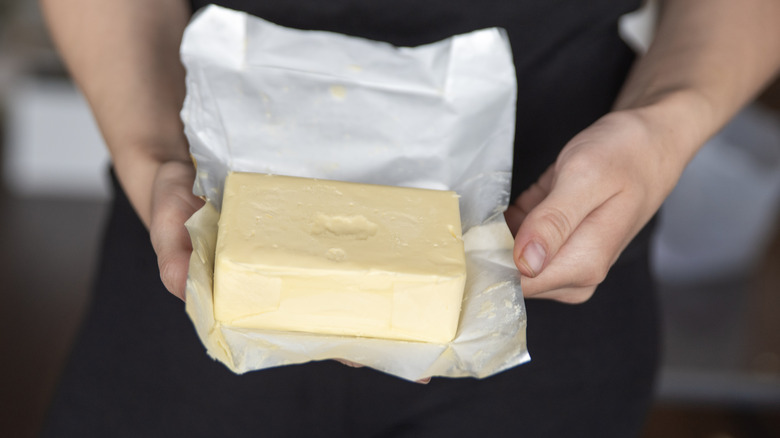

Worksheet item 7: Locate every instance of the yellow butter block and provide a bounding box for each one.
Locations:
[213,172,467,343]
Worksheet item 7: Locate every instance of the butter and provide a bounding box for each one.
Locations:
[213,172,467,343]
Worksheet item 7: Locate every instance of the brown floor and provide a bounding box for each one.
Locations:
[642,406,780,438]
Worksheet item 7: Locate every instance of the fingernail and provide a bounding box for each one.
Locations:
[521,241,546,276]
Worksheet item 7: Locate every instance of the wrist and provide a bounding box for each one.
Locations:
[615,88,716,173]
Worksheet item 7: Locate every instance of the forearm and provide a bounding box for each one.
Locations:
[40,0,191,227]
[614,0,780,171]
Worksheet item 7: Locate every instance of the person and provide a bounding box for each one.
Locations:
[39,0,780,436]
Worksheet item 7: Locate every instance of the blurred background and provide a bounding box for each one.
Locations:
[1,2,779,437]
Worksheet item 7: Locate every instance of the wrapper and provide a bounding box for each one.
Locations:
[181,5,529,381]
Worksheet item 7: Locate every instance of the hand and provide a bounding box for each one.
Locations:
[149,160,204,301]
[505,110,683,303]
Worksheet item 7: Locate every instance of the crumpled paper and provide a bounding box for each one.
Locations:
[181,5,529,381]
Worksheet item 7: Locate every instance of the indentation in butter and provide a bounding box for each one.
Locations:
[326,247,347,261]
[311,212,378,240]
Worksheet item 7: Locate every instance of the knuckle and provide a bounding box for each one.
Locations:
[157,254,179,291]
[536,207,573,246]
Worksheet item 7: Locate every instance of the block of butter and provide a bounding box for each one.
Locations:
[213,172,467,343]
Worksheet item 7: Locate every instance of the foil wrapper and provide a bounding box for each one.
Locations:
[181,5,529,381]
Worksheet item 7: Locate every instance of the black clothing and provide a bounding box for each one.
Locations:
[43,2,659,437]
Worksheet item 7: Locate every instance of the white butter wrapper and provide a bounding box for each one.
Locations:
[181,5,529,381]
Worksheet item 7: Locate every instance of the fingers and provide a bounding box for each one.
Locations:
[514,165,555,215]
[149,161,204,300]
[521,281,598,305]
[509,112,676,302]
[503,205,525,235]
[504,167,554,235]
[513,157,615,278]
[519,191,635,301]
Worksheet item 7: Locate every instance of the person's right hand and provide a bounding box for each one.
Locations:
[504,109,685,303]
[148,160,204,301]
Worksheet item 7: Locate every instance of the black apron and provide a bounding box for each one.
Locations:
[43,2,659,436]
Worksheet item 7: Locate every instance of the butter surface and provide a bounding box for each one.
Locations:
[213,172,467,343]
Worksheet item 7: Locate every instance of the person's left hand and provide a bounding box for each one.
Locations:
[149,160,205,301]
[505,109,686,303]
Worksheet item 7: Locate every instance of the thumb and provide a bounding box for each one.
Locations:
[513,166,604,277]
[149,161,204,300]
